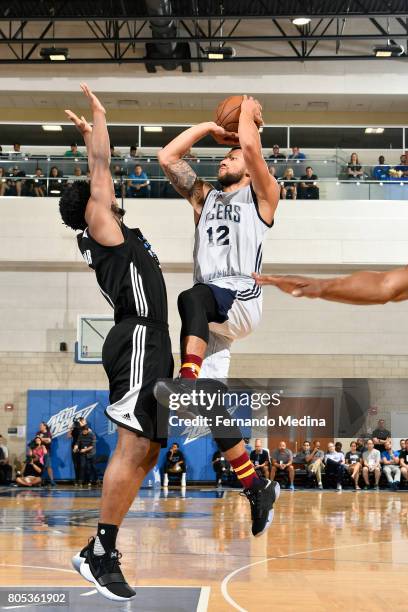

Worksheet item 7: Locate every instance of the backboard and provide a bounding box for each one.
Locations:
[75,314,114,363]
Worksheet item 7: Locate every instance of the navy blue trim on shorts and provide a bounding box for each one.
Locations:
[206,283,237,323]
[237,283,262,301]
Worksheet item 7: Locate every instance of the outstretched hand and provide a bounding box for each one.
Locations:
[252,273,323,298]
[64,109,92,136]
[209,123,240,146]
[80,82,106,114]
[241,95,263,127]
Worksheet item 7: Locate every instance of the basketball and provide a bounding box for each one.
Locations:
[215,95,244,132]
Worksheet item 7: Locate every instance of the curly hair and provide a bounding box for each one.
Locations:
[59,180,91,231]
[59,180,126,231]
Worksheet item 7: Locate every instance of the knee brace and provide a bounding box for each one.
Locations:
[177,284,218,343]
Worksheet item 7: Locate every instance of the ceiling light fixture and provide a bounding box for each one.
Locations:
[206,46,236,60]
[373,41,404,57]
[42,125,63,131]
[40,47,69,61]
[143,126,163,132]
[365,127,384,134]
[292,17,311,26]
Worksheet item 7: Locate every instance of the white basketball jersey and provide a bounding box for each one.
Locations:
[193,184,272,295]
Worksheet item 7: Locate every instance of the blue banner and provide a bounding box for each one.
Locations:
[26,390,221,482]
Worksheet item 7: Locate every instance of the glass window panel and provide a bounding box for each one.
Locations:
[290,127,403,149]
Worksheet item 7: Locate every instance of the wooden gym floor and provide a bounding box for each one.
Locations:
[0,486,407,611]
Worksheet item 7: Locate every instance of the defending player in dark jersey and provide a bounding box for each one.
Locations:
[59,83,173,602]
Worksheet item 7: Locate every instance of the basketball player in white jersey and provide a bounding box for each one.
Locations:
[157,96,281,536]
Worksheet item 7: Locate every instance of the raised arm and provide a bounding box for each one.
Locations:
[65,83,122,247]
[238,96,280,226]
[158,122,238,220]
[253,267,408,305]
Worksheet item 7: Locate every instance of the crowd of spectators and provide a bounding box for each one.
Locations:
[1,415,407,491]
[231,421,408,492]
[3,139,408,200]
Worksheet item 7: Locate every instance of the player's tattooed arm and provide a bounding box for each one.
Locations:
[162,159,211,210]
[158,121,236,214]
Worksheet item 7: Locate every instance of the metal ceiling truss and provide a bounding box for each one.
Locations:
[1,1,408,65]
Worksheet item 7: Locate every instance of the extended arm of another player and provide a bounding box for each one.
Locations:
[253,267,408,304]
[80,84,123,246]
[238,97,280,226]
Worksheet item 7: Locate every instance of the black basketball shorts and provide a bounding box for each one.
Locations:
[102,317,173,447]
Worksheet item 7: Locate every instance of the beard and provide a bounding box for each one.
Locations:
[217,169,245,187]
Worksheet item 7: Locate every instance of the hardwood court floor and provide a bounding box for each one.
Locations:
[0,486,407,612]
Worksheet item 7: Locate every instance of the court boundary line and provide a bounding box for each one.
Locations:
[196,586,211,612]
[220,538,405,612]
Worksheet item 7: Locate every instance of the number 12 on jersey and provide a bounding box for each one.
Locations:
[207,225,230,247]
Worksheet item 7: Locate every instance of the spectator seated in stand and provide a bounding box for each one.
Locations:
[271,441,295,490]
[372,155,390,180]
[12,143,26,158]
[48,166,63,196]
[392,154,408,179]
[381,439,401,490]
[110,144,122,158]
[212,449,234,486]
[6,165,26,196]
[250,439,270,479]
[28,436,48,469]
[288,146,306,160]
[279,168,297,200]
[324,442,346,491]
[0,434,12,485]
[127,164,150,197]
[298,166,319,199]
[356,437,367,453]
[32,168,46,197]
[372,418,391,452]
[347,152,364,180]
[15,456,43,487]
[268,164,277,178]
[400,438,408,487]
[293,440,311,468]
[73,424,98,487]
[163,442,186,488]
[362,439,381,490]
[335,441,343,453]
[129,145,139,159]
[112,164,126,199]
[0,145,5,157]
[305,440,324,489]
[345,441,362,490]
[268,144,286,161]
[64,143,83,158]
[73,165,83,178]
